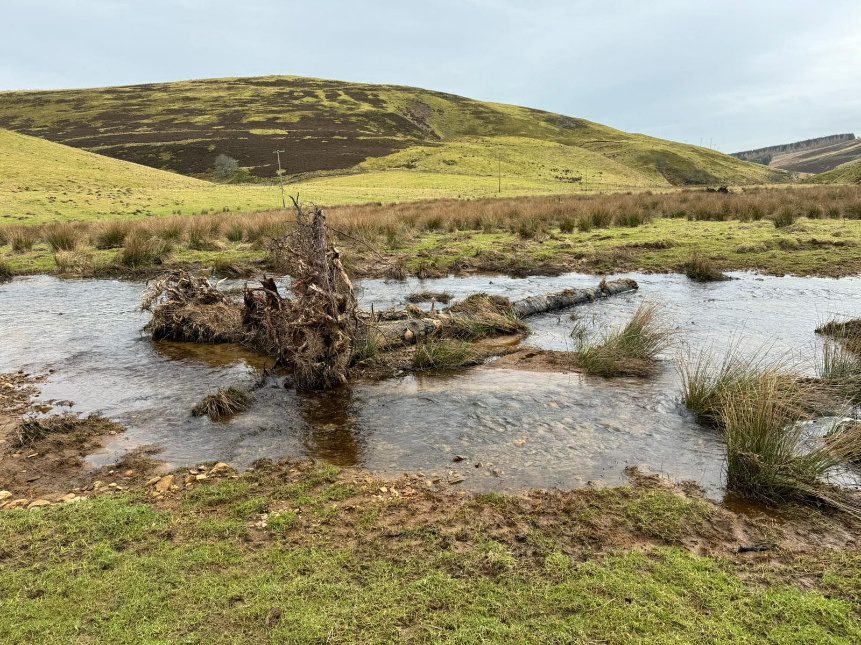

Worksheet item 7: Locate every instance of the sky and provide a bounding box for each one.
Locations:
[1,0,859,152]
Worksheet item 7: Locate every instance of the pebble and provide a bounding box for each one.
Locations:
[27,499,51,509]
[209,462,234,476]
[154,474,175,493]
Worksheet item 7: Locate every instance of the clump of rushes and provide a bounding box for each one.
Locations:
[92,220,131,249]
[9,226,37,253]
[53,250,94,275]
[0,258,12,282]
[42,223,79,251]
[225,224,244,243]
[681,254,729,282]
[771,208,796,228]
[115,230,171,268]
[413,339,479,370]
[575,303,671,377]
[720,370,861,512]
[818,341,861,381]
[817,318,861,356]
[192,387,252,421]
[679,351,764,425]
[186,219,217,250]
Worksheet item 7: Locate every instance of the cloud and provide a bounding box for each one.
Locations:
[0,0,857,150]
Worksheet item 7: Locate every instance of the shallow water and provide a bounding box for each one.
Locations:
[1,272,860,496]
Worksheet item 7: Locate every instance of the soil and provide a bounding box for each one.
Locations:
[0,372,161,501]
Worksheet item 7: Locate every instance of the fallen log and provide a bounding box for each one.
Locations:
[511,278,638,318]
[361,278,638,349]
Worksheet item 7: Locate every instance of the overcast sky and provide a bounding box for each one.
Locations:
[2,0,859,152]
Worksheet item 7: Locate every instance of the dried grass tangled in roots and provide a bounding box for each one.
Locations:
[192,387,252,421]
[142,270,242,343]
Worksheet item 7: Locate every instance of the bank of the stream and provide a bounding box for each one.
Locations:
[1,458,861,643]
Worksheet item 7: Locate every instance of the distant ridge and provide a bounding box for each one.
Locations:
[733,134,860,174]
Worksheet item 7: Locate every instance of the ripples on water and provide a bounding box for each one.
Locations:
[2,272,860,496]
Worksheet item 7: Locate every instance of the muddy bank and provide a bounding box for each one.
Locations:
[0,371,162,503]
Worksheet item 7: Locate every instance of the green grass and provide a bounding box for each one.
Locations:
[810,159,861,185]
[1,474,860,643]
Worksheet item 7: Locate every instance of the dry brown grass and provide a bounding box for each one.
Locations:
[191,387,252,421]
[2,185,860,253]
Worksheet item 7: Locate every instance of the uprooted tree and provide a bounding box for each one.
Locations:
[244,198,360,389]
[141,201,639,390]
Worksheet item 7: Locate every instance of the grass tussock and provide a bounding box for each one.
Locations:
[413,339,479,370]
[116,230,171,268]
[681,350,861,512]
[0,259,11,282]
[92,220,131,249]
[8,226,36,253]
[191,387,252,421]
[53,250,94,275]
[681,254,729,282]
[42,223,79,251]
[817,318,861,357]
[575,303,671,377]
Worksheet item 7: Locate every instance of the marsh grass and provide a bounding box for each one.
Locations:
[116,231,171,268]
[191,387,252,421]
[0,259,11,282]
[9,226,36,253]
[53,250,94,275]
[681,254,729,282]
[43,223,79,251]
[720,372,860,512]
[92,221,131,249]
[575,303,671,377]
[681,349,861,512]
[413,339,479,370]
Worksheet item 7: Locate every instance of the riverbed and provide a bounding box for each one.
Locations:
[2,271,859,496]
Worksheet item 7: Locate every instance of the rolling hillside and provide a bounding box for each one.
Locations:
[806,159,861,184]
[0,75,783,191]
[733,134,861,174]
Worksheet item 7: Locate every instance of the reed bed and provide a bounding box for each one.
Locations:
[0,186,859,256]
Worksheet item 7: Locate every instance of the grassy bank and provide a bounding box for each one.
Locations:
[2,186,861,278]
[1,461,860,643]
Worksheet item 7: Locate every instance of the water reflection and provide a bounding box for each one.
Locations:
[296,386,364,466]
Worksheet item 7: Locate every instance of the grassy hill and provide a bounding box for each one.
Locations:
[0,75,782,192]
[806,158,861,184]
[0,129,284,224]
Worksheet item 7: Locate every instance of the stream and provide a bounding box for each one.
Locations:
[2,271,860,497]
